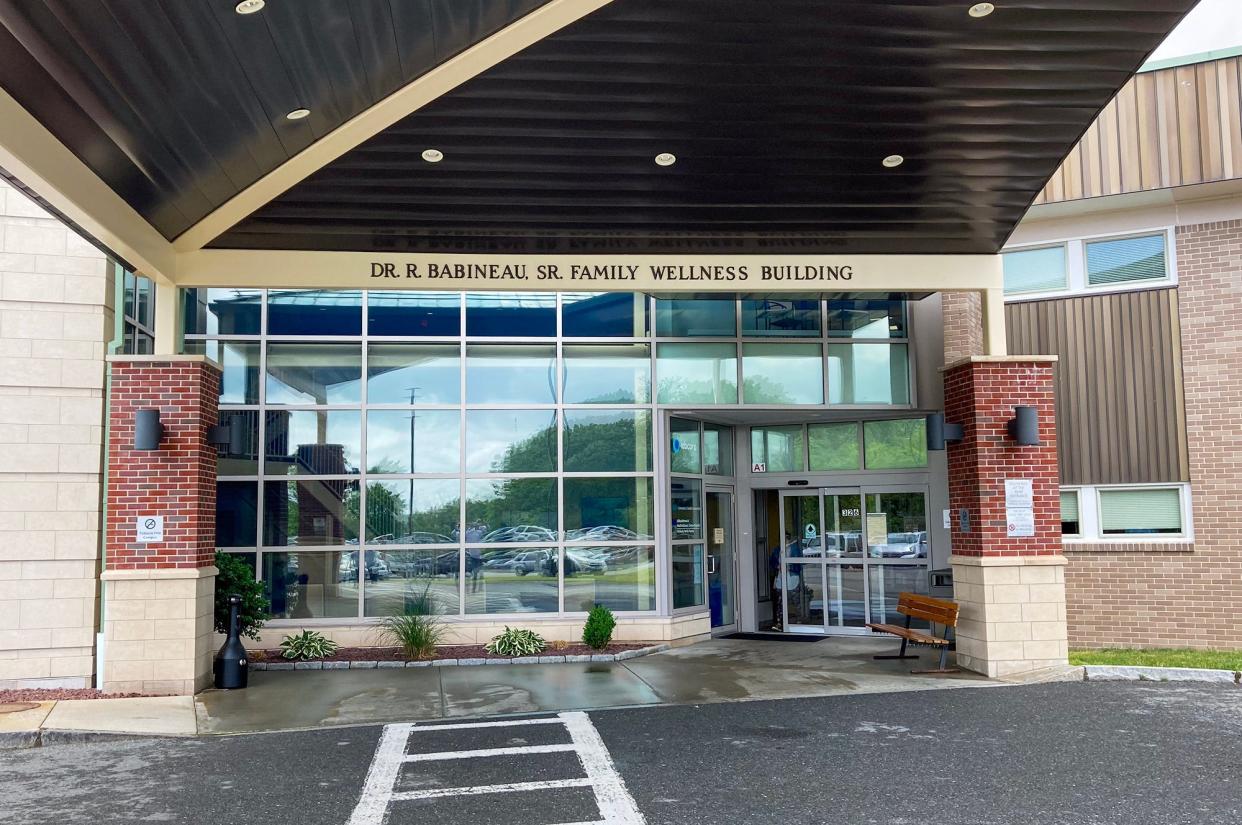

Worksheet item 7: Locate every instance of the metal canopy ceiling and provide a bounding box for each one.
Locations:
[0,0,1196,257]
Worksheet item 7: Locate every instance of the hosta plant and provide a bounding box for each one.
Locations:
[279,630,339,661]
[485,626,546,657]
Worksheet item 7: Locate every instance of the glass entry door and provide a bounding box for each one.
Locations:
[706,488,736,633]
[778,486,928,634]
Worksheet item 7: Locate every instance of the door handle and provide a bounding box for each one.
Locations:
[707,555,717,575]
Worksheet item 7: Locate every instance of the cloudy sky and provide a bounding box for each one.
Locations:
[1149,0,1242,62]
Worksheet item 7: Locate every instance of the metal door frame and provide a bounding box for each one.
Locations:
[706,485,738,635]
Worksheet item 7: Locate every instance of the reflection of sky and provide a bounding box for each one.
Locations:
[743,344,823,404]
[370,478,460,514]
[828,344,906,404]
[266,345,361,404]
[366,410,460,473]
[465,410,556,472]
[279,411,361,470]
[367,346,460,404]
[466,347,556,404]
[563,347,650,403]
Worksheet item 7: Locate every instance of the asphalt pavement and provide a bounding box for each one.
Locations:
[1,681,1238,825]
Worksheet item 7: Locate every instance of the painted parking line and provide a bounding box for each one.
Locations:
[347,711,646,825]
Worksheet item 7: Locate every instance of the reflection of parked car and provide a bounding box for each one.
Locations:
[339,550,390,582]
[565,525,645,542]
[512,550,553,575]
[482,525,557,543]
[869,531,927,558]
[543,550,608,577]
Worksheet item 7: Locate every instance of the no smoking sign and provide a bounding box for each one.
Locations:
[135,515,164,543]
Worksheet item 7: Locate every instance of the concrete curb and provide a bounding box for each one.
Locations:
[1082,665,1241,684]
[249,644,670,671]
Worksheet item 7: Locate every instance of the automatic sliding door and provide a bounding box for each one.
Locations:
[779,492,823,632]
[822,490,866,631]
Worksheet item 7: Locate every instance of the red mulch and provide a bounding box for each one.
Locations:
[251,642,647,663]
[0,688,148,703]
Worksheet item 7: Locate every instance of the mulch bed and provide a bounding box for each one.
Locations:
[250,642,647,663]
[0,688,148,703]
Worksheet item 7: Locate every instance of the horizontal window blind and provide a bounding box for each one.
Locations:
[1100,488,1181,534]
[1059,490,1079,522]
[1002,246,1067,294]
[1086,234,1166,286]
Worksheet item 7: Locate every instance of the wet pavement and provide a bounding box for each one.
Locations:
[197,637,990,734]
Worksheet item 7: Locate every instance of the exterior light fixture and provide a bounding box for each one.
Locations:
[654,153,677,167]
[968,3,995,18]
[1007,406,1042,446]
[421,148,444,163]
[208,415,248,455]
[286,108,311,121]
[882,154,904,168]
[926,413,964,451]
[133,409,164,451]
[235,0,265,14]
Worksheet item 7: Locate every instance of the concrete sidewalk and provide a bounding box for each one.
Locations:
[3,637,997,744]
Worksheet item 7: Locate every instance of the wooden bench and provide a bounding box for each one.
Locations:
[866,592,960,674]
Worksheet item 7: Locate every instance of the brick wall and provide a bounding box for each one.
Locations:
[944,360,1060,557]
[105,360,220,570]
[942,292,984,362]
[1064,219,1242,650]
[0,178,109,688]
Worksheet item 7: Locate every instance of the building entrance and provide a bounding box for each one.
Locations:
[773,486,930,635]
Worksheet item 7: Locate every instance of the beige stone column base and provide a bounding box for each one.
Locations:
[950,554,1068,678]
[101,566,217,695]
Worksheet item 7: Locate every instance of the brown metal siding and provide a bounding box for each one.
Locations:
[1005,288,1189,485]
[1035,57,1242,205]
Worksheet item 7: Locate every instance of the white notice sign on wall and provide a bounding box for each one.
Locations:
[136,516,164,543]
[1006,507,1035,538]
[1004,478,1033,509]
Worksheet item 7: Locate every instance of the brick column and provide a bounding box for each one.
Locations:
[101,356,220,694]
[944,356,1067,677]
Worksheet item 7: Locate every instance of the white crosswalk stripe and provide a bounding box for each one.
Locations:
[347,711,645,825]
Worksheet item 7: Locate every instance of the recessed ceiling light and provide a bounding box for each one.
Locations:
[882,154,905,168]
[235,0,265,14]
[286,108,311,121]
[655,152,677,167]
[968,2,995,17]
[421,148,444,163]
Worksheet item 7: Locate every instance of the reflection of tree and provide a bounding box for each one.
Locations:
[657,376,738,404]
[809,424,858,470]
[563,417,649,472]
[864,420,927,470]
[742,374,801,404]
[493,420,557,473]
[469,478,556,532]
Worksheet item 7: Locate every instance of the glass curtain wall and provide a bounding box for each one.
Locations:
[185,290,912,624]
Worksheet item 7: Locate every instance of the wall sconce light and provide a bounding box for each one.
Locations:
[133,409,164,450]
[926,413,964,451]
[208,415,248,455]
[1007,406,1042,446]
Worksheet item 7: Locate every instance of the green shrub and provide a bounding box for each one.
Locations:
[378,585,446,659]
[279,630,339,661]
[485,627,546,657]
[214,551,269,641]
[582,605,617,650]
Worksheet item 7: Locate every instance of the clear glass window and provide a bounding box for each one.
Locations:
[367,344,460,405]
[204,341,261,405]
[670,478,703,540]
[464,478,557,541]
[741,299,820,337]
[564,546,656,612]
[669,418,702,474]
[263,551,358,619]
[564,477,655,540]
[562,292,648,337]
[742,343,824,404]
[656,343,738,404]
[655,299,736,337]
[1003,246,1068,295]
[672,544,705,609]
[1060,490,1080,537]
[466,292,556,337]
[366,410,460,474]
[564,410,652,472]
[183,288,261,335]
[863,419,928,469]
[1086,234,1167,286]
[828,344,910,405]
[368,291,460,337]
[216,410,259,475]
[703,423,733,476]
[825,300,906,338]
[808,422,860,471]
[562,344,651,404]
[466,345,557,404]
[266,343,362,405]
[268,290,362,336]
[1099,488,1182,535]
[263,410,361,475]
[363,551,460,616]
[215,481,257,547]
[364,479,459,544]
[262,480,361,547]
[751,426,805,473]
[465,410,557,473]
[466,548,558,614]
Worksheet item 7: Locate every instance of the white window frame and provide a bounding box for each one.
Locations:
[1002,226,1177,303]
[1060,482,1193,544]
